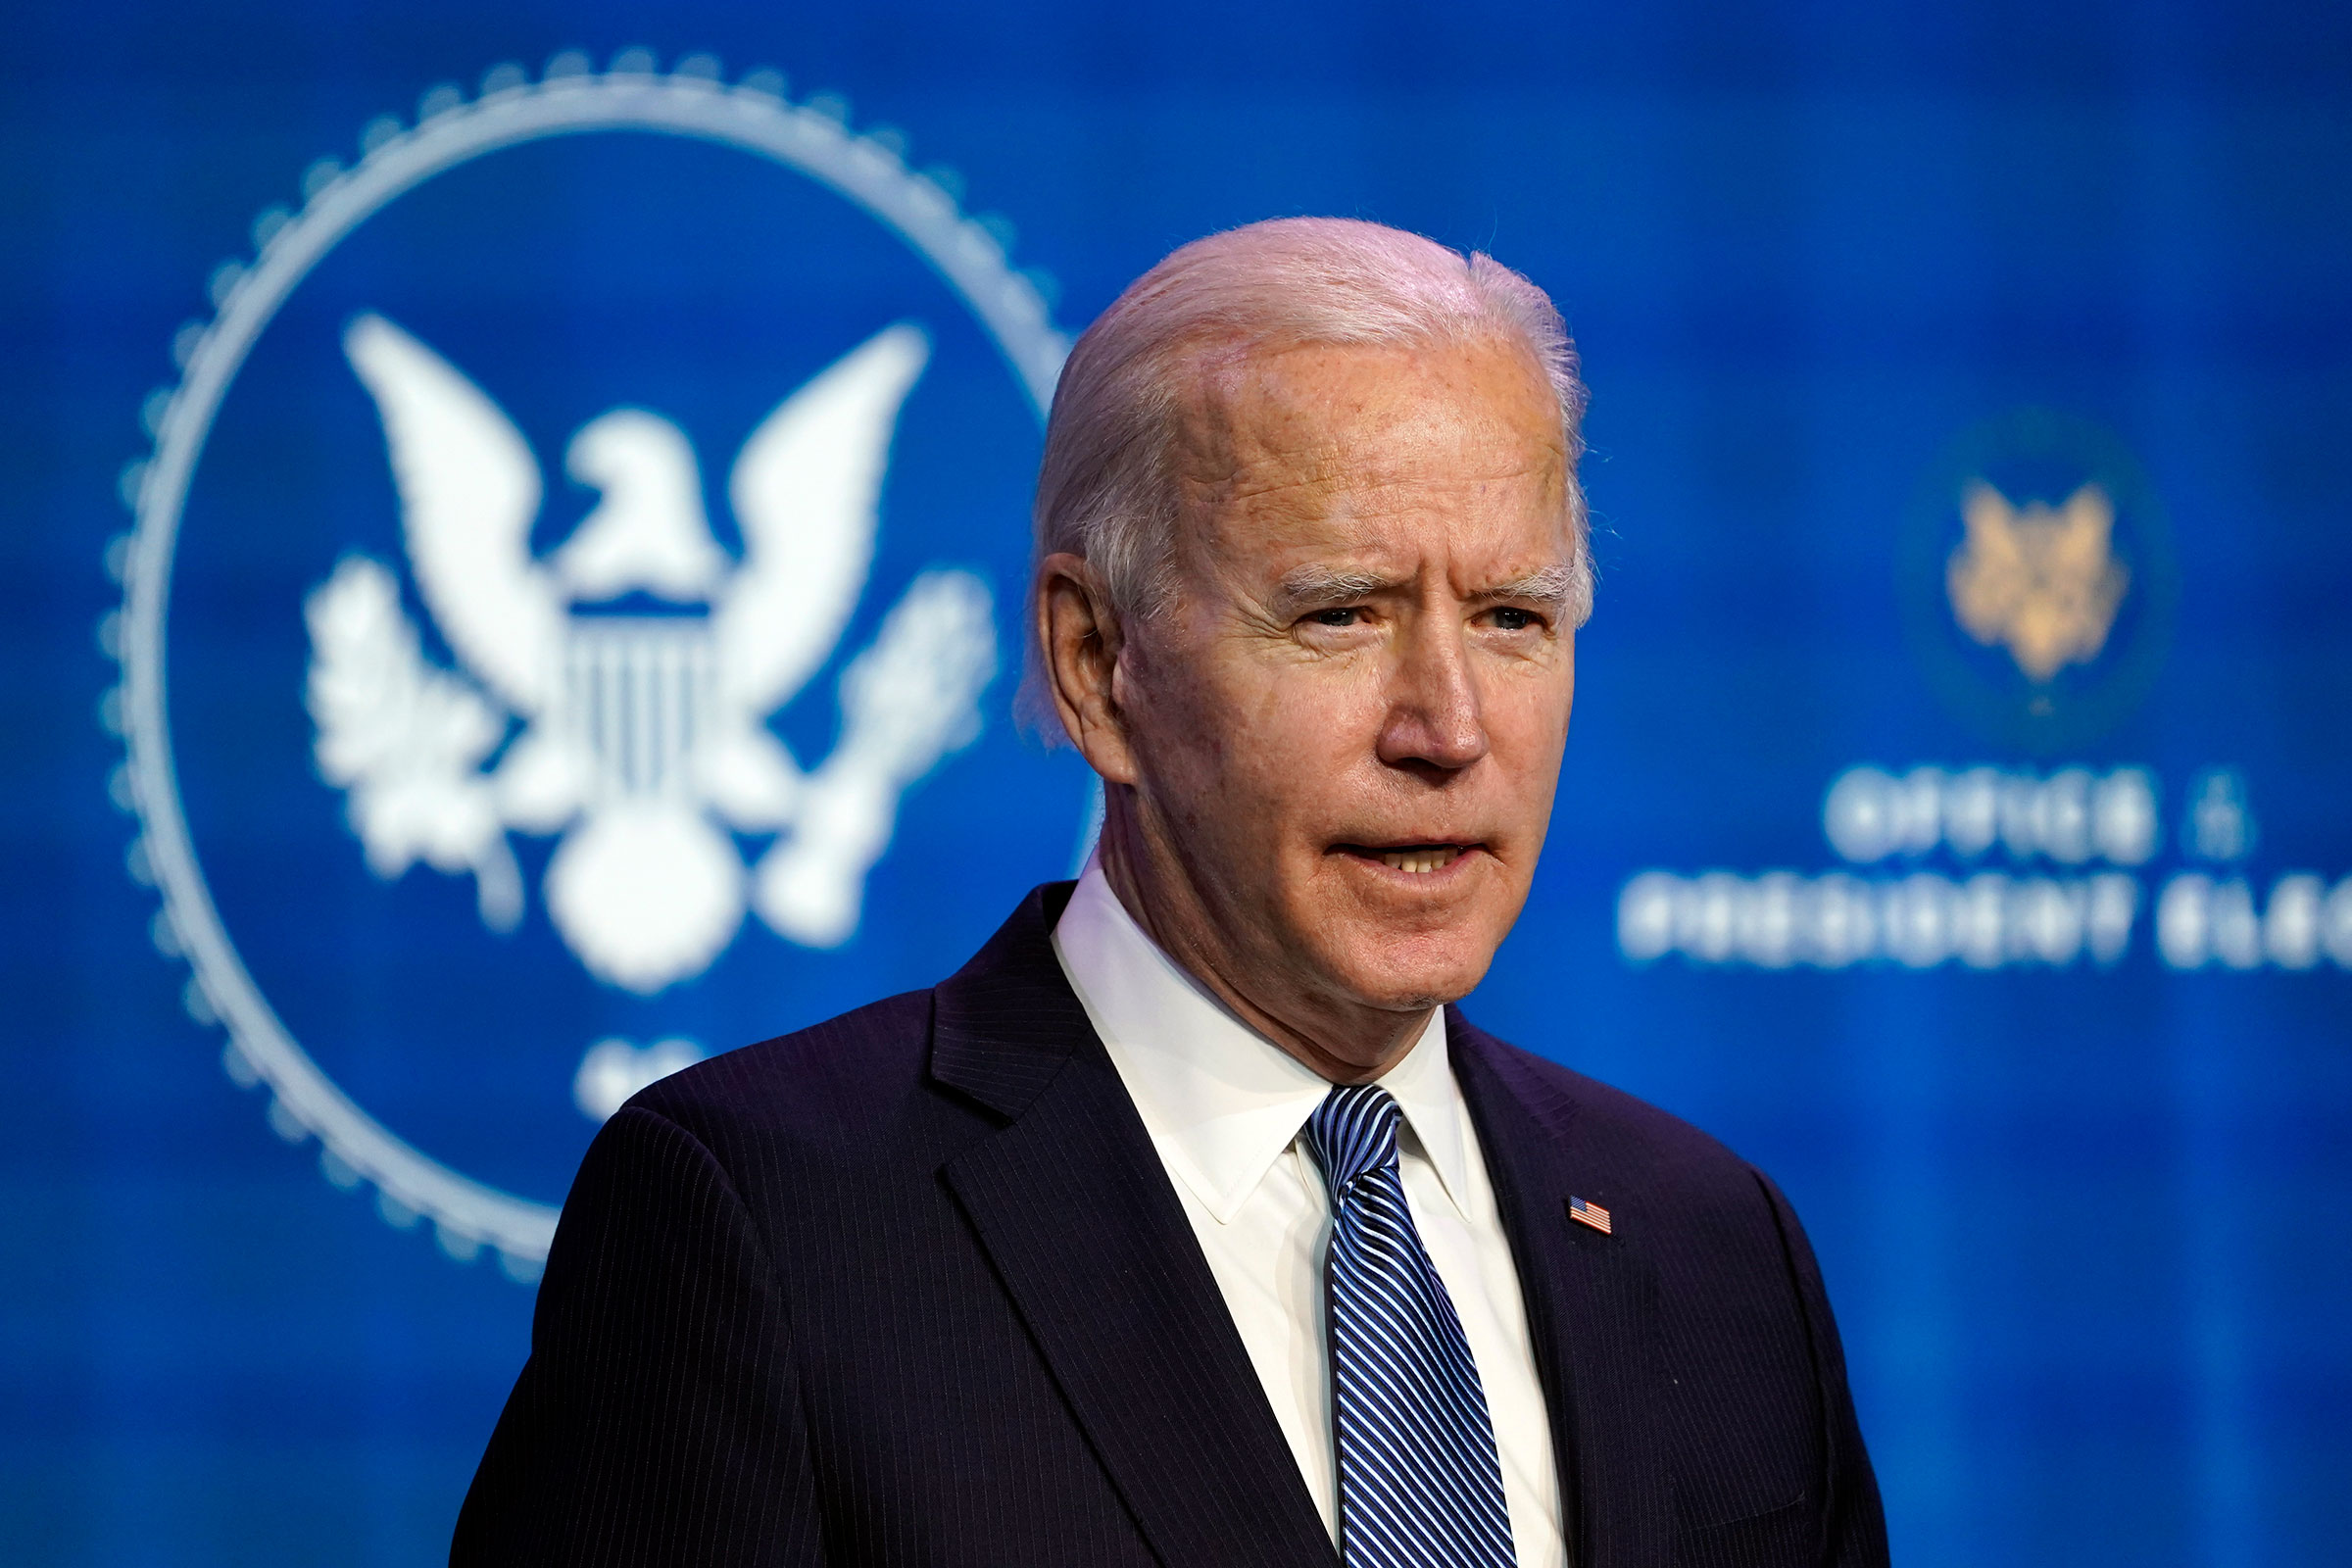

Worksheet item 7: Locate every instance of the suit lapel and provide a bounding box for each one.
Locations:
[931,885,1337,1568]
[1450,1013,1676,1568]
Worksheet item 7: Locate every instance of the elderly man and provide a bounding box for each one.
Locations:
[455,219,1887,1568]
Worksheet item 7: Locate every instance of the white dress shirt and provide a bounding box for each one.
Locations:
[1052,863,1567,1566]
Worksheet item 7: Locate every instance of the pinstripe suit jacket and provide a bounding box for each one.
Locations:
[453,882,1887,1567]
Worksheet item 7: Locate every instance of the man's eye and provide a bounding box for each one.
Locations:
[1490,607,1538,631]
[1309,607,1364,627]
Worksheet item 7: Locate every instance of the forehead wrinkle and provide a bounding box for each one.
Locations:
[1169,363,1351,521]
[1180,339,1556,503]
[1188,450,1556,536]
[1167,338,1576,613]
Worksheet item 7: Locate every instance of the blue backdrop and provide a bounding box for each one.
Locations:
[7,3,2348,1563]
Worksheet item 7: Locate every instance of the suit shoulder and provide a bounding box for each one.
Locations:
[1456,1016,1765,1195]
[1458,1021,1810,1291]
[625,987,937,1152]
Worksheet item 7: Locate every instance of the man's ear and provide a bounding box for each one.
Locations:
[1035,552,1141,786]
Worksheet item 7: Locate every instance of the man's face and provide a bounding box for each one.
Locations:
[1106,335,1577,1040]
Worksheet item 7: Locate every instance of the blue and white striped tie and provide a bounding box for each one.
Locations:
[1305,1083,1517,1568]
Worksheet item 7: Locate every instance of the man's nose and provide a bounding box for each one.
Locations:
[1376,615,1490,773]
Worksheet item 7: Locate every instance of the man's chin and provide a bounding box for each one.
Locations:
[1313,934,1497,1018]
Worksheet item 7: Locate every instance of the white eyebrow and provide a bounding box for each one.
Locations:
[1273,564,1396,612]
[1273,561,1579,615]
[1471,563,1580,612]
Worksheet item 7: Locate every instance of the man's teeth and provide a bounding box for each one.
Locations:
[1379,847,1461,875]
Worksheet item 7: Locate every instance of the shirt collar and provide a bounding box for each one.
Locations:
[1051,861,1472,1224]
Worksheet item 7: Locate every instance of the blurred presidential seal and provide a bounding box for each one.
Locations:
[104,52,1083,1278]
[1898,408,2180,755]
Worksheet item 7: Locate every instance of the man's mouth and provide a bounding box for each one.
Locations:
[1337,843,1477,876]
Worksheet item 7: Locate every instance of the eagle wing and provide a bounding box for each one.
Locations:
[714,323,932,717]
[304,555,523,930]
[344,313,564,715]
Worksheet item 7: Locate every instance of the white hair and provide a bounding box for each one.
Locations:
[1027,217,1592,732]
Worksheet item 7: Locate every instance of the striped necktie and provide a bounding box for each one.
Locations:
[1304,1083,1517,1568]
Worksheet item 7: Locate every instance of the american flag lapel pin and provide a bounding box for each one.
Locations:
[1567,1195,1613,1235]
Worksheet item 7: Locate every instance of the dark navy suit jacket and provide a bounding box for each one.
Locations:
[454,883,1888,1567]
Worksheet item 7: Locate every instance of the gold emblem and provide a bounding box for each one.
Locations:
[1945,480,2129,682]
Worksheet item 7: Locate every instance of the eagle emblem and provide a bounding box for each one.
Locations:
[304,313,996,994]
[1945,479,2130,683]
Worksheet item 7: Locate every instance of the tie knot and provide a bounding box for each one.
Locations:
[1304,1083,1402,1199]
